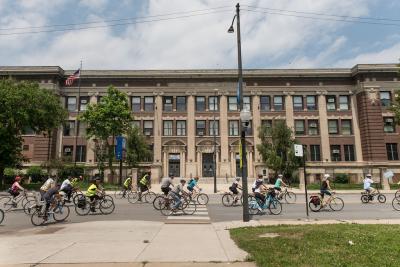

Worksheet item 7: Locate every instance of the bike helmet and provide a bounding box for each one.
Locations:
[323,174,330,180]
[15,176,21,182]
[180,179,186,183]
[235,177,241,182]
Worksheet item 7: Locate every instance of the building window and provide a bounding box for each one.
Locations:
[209,120,219,136]
[339,95,350,110]
[131,120,140,129]
[308,120,319,135]
[63,121,75,136]
[78,121,86,136]
[260,96,270,111]
[163,120,173,136]
[143,120,153,136]
[144,96,154,112]
[246,120,253,135]
[163,96,173,112]
[243,96,251,111]
[294,120,305,135]
[344,145,355,161]
[330,145,341,161]
[380,91,391,107]
[310,145,321,161]
[387,143,399,160]
[326,95,336,111]
[293,96,303,111]
[176,96,186,111]
[196,120,206,136]
[67,96,77,111]
[229,120,239,136]
[79,96,89,111]
[63,146,73,158]
[131,97,141,112]
[228,96,238,111]
[384,117,395,133]
[341,119,352,135]
[23,145,29,151]
[176,120,186,136]
[306,96,317,111]
[75,145,86,162]
[208,96,219,111]
[328,120,339,134]
[273,96,284,111]
[196,96,206,112]
[261,120,272,134]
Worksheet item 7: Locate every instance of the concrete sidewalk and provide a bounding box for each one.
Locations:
[0,220,248,266]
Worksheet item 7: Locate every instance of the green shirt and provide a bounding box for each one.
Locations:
[274,178,282,188]
[71,178,79,188]
[86,184,97,197]
[124,178,132,187]
[140,175,149,185]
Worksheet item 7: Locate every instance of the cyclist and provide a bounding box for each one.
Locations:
[60,176,73,202]
[187,176,201,194]
[320,174,333,205]
[274,174,288,199]
[40,176,56,197]
[71,175,82,188]
[170,179,186,211]
[138,172,151,201]
[10,176,25,202]
[363,174,376,195]
[254,179,268,211]
[252,174,264,193]
[122,175,133,197]
[229,177,242,203]
[86,178,103,212]
[161,174,174,196]
[42,183,61,221]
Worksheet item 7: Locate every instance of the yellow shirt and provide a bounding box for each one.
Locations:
[86,184,97,197]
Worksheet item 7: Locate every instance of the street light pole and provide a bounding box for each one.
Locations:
[213,88,218,193]
[228,3,250,222]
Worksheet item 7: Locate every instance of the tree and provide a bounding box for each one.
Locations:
[256,121,301,180]
[125,126,152,167]
[79,86,133,182]
[390,62,400,122]
[0,79,67,186]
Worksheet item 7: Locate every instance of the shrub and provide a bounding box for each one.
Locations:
[58,165,86,179]
[26,166,44,183]
[335,174,349,184]
[3,168,16,185]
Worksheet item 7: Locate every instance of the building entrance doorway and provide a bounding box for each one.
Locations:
[235,153,247,178]
[202,153,214,177]
[168,154,180,177]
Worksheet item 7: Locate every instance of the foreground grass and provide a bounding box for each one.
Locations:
[230,224,400,267]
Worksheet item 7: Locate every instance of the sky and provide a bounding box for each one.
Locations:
[0,0,399,70]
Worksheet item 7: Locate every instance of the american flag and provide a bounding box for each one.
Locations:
[65,69,80,86]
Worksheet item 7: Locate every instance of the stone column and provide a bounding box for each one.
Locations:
[284,92,295,130]
[231,151,236,177]
[251,92,262,168]
[180,151,185,178]
[86,92,98,164]
[153,93,163,164]
[317,91,331,162]
[219,92,231,177]
[248,151,254,178]
[351,93,363,162]
[186,92,197,177]
[163,151,168,177]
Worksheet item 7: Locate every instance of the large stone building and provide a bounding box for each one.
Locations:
[1,64,399,183]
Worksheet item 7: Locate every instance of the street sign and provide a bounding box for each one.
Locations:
[116,136,125,160]
[294,144,303,157]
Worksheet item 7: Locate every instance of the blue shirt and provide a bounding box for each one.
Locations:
[188,179,197,189]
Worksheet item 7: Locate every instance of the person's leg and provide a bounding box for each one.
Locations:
[172,193,181,210]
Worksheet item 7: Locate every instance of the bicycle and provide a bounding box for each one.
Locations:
[248,190,282,215]
[160,193,197,216]
[392,197,400,211]
[30,197,70,226]
[0,191,35,211]
[222,191,243,207]
[114,187,131,199]
[71,188,84,206]
[188,189,209,205]
[394,182,400,199]
[127,188,157,204]
[75,192,115,216]
[276,186,297,204]
[361,187,386,203]
[0,208,4,224]
[309,192,344,212]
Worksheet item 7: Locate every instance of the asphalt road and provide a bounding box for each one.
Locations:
[1,193,399,233]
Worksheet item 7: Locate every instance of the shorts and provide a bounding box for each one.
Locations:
[89,195,101,202]
[10,191,20,198]
[161,187,171,196]
[229,186,239,195]
[139,184,148,192]
[274,187,281,192]
[187,186,194,192]
[320,189,331,197]
[123,185,131,191]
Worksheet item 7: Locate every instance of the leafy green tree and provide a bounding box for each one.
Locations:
[126,126,152,167]
[390,62,400,122]
[26,166,44,183]
[0,79,67,186]
[257,121,301,180]
[79,86,133,182]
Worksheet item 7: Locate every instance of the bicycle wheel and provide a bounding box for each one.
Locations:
[160,200,173,216]
[114,190,125,199]
[153,195,166,210]
[284,192,297,204]
[361,195,369,204]
[31,210,46,226]
[72,192,84,206]
[127,191,140,204]
[196,193,209,205]
[21,196,35,208]
[183,200,197,215]
[378,194,386,203]
[23,200,37,215]
[100,199,115,215]
[248,201,260,215]
[75,197,91,216]
[53,205,70,222]
[144,192,157,203]
[308,198,322,212]
[395,190,400,200]
[269,198,283,215]
[0,209,4,224]
[222,193,234,207]
[0,197,13,211]
[392,197,400,211]
[329,197,344,211]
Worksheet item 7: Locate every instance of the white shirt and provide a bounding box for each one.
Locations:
[60,179,71,190]
[40,178,55,191]
[363,178,374,190]
[252,179,263,189]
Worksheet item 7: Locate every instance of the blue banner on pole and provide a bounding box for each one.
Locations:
[116,136,125,160]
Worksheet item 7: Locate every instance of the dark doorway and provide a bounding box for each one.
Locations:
[235,153,247,178]
[202,153,214,177]
[168,154,180,177]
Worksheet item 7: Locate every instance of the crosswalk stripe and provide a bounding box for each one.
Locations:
[167,216,210,220]
[165,202,211,224]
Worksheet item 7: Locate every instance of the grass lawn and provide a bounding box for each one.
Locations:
[230,224,400,267]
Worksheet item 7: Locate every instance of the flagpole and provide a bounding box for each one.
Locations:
[74,60,82,166]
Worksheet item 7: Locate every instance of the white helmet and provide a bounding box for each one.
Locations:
[323,174,330,180]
